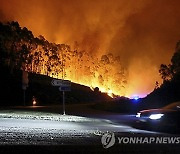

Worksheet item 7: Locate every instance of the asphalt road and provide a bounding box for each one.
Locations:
[0,104,179,153]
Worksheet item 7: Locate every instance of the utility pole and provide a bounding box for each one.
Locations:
[22,71,28,106]
[62,50,66,115]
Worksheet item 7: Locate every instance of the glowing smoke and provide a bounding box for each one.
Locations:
[1,0,180,97]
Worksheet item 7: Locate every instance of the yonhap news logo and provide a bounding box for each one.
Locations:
[101,132,115,148]
[101,133,180,149]
[117,136,180,144]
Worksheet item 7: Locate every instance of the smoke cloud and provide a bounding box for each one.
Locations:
[1,0,180,97]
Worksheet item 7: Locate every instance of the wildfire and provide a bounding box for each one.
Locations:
[1,0,178,100]
[0,19,160,100]
[24,42,128,97]
[47,50,127,97]
[107,90,113,98]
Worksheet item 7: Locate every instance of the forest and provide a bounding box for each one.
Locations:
[0,21,127,97]
[0,21,180,110]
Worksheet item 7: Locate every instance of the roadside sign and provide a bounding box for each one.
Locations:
[59,86,71,91]
[51,79,71,86]
[51,79,62,86]
[51,79,71,115]
[60,81,71,87]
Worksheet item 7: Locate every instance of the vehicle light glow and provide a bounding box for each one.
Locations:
[134,96,139,100]
[149,114,164,120]
[136,113,141,118]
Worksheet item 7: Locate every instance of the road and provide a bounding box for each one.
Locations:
[0,104,179,153]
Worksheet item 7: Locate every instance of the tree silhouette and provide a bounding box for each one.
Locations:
[159,41,180,83]
[0,21,128,96]
[159,64,172,81]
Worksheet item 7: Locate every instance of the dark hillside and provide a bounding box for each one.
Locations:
[0,65,111,106]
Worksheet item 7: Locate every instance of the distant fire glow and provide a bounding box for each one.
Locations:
[33,100,36,106]
[32,96,37,106]
[2,0,180,97]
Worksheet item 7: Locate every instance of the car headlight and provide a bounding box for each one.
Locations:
[136,112,141,118]
[149,114,164,120]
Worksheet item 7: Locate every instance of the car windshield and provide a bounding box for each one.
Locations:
[162,102,180,110]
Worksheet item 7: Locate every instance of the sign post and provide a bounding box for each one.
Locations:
[51,79,71,115]
[22,71,29,106]
[63,91,65,115]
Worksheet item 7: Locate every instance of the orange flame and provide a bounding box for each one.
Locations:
[33,100,36,106]
[1,0,169,98]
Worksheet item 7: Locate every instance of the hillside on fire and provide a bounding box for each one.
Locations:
[0,21,127,98]
[0,21,180,110]
[94,42,180,113]
[0,21,113,105]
